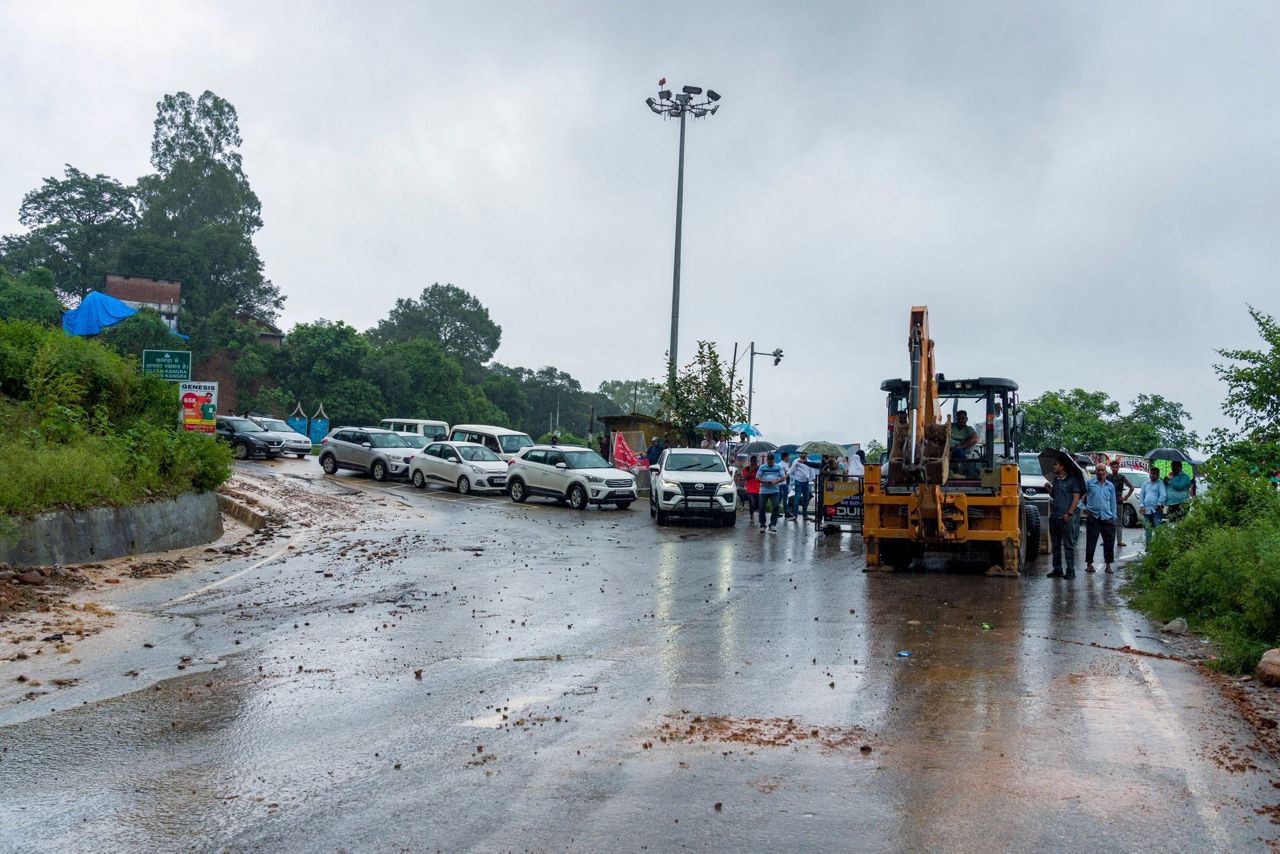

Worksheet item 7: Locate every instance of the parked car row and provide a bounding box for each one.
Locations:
[313,421,638,513]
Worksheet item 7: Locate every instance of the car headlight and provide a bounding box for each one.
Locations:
[718,482,735,493]
[470,465,485,474]
[587,475,603,483]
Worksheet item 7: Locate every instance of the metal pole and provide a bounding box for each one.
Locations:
[747,340,755,426]
[668,109,687,388]
[728,342,738,403]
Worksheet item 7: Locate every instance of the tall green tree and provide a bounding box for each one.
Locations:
[1216,306,1280,440]
[0,166,138,300]
[274,320,380,424]
[369,283,501,373]
[658,341,747,442]
[134,89,279,323]
[97,309,178,359]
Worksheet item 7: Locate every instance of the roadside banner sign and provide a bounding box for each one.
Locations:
[179,381,218,433]
[821,474,864,530]
[142,349,192,381]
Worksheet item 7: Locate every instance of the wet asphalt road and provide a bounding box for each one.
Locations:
[2,460,1278,852]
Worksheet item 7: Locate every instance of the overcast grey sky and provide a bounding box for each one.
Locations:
[2,1,1276,446]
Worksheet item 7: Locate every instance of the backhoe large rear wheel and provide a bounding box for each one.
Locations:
[1023,503,1041,563]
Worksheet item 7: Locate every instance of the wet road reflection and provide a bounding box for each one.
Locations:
[1,480,1274,852]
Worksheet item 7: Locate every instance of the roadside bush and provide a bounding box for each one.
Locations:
[0,319,232,516]
[1128,466,1280,672]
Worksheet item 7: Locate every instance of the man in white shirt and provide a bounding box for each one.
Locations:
[789,454,817,522]
[778,452,794,520]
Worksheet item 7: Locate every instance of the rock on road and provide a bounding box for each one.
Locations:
[1,459,1278,852]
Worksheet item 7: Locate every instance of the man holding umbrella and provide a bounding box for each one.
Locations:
[1042,450,1084,579]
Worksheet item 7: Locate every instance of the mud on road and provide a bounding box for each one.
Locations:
[2,457,1279,852]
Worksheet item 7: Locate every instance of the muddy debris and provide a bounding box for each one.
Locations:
[655,714,868,754]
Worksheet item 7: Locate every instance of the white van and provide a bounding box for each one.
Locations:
[379,419,449,441]
[448,424,534,461]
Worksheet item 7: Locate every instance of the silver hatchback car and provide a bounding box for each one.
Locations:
[317,426,415,482]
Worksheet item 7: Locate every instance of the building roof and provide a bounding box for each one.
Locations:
[103,274,181,306]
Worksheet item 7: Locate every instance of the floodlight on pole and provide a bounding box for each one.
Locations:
[644,79,722,387]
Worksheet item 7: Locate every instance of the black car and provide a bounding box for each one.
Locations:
[215,416,285,460]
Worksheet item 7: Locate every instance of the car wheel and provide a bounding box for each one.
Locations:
[568,484,588,511]
[372,460,389,482]
[509,478,527,503]
[457,476,472,495]
[650,500,656,519]
[655,509,669,526]
[615,500,632,510]
[320,454,338,475]
[411,469,425,489]
[1123,504,1138,528]
[721,511,737,527]
[233,442,249,461]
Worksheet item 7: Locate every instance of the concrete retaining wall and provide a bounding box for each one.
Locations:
[0,491,223,567]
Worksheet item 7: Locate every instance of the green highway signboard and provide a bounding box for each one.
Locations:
[142,349,192,381]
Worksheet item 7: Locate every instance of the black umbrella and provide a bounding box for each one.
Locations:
[735,440,778,458]
[1145,447,1191,463]
[1038,448,1089,485]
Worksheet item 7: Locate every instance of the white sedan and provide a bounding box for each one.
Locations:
[409,441,509,495]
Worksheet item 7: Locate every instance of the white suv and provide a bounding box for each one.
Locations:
[649,448,737,527]
[506,445,637,510]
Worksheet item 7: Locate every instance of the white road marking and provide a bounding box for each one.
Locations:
[1103,606,1230,848]
[163,537,299,607]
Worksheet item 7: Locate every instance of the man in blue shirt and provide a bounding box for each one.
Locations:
[1084,463,1117,573]
[755,453,785,532]
[1139,468,1166,545]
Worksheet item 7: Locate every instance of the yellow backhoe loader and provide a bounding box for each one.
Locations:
[863,306,1040,575]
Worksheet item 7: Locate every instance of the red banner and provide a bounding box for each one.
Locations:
[612,431,640,470]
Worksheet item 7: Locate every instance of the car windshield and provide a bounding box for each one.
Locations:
[259,419,291,432]
[227,418,264,433]
[460,446,499,462]
[400,435,428,448]
[665,452,727,473]
[499,434,533,453]
[1123,472,1148,487]
[368,432,408,448]
[563,450,610,469]
[1017,456,1043,476]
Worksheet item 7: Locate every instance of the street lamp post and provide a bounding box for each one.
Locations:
[746,341,784,426]
[646,81,721,387]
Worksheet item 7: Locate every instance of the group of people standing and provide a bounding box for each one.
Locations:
[741,451,815,530]
[739,451,862,531]
[1045,456,1195,579]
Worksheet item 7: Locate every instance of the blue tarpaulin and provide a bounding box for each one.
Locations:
[61,291,137,336]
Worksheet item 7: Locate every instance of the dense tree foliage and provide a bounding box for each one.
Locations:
[0,266,63,325]
[1019,388,1196,454]
[368,283,501,375]
[0,167,137,300]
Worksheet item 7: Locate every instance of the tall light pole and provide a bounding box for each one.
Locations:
[646,81,721,387]
[746,341,784,426]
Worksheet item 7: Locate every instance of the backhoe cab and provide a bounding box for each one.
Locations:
[863,306,1040,575]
